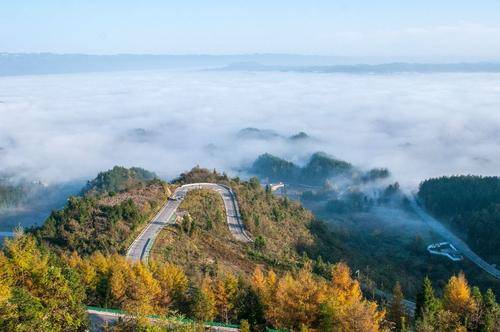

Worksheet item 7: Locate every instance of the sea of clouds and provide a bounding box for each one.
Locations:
[1,70,499,189]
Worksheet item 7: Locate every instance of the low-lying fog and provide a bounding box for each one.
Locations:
[1,70,499,189]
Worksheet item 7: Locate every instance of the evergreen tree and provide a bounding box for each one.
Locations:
[388,282,406,331]
[415,277,440,321]
[481,288,499,332]
[254,235,266,251]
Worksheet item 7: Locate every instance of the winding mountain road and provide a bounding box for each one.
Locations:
[88,307,238,331]
[410,197,500,279]
[126,183,252,262]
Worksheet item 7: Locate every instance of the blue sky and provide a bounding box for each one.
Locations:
[1,0,500,57]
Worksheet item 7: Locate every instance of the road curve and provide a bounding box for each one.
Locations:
[126,183,252,262]
[88,307,238,331]
[410,196,500,279]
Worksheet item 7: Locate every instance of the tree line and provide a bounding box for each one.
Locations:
[418,175,500,262]
[2,234,498,331]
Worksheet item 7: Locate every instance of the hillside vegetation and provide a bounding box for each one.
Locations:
[2,166,498,331]
[251,152,389,186]
[0,236,88,331]
[152,167,321,279]
[249,153,500,302]
[82,166,158,195]
[33,167,170,256]
[418,175,500,264]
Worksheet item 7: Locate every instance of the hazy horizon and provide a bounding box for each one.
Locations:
[2,1,500,190]
[2,1,500,57]
[1,69,499,190]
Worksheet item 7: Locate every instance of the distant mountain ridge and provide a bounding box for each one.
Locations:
[250,152,393,187]
[237,127,312,142]
[219,62,500,74]
[2,53,500,76]
[250,152,354,186]
[0,53,372,76]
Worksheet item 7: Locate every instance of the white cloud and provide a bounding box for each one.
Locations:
[0,70,499,189]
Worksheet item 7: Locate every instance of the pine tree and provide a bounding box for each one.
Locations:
[254,235,266,251]
[234,281,265,327]
[481,288,499,332]
[415,276,440,321]
[470,286,483,330]
[388,282,406,331]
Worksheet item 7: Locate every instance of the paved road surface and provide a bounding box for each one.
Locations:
[410,196,500,279]
[373,288,416,314]
[88,308,238,331]
[126,183,252,262]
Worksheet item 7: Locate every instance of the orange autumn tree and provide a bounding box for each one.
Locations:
[443,272,477,326]
[443,273,474,313]
[269,263,326,328]
[66,252,189,315]
[252,262,384,331]
[0,236,88,331]
[213,271,239,323]
[320,262,384,332]
[151,261,189,309]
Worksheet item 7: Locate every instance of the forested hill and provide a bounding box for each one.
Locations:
[250,152,389,186]
[33,166,170,255]
[82,166,158,195]
[418,175,500,263]
[250,152,353,185]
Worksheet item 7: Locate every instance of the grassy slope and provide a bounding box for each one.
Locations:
[151,168,322,281]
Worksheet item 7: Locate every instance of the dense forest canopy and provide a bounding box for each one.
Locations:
[250,152,391,188]
[82,166,158,195]
[250,152,353,185]
[33,167,170,256]
[418,175,500,263]
[250,153,300,183]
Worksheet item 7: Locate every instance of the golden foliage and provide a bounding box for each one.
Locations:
[213,271,239,323]
[0,235,88,331]
[443,272,475,316]
[191,276,217,322]
[153,262,189,309]
[0,253,11,304]
[66,252,189,316]
[252,262,384,331]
